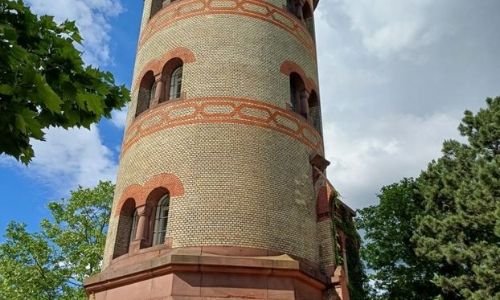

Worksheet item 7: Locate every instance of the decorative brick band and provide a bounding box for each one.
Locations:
[139,0,316,57]
[115,173,185,215]
[122,97,324,156]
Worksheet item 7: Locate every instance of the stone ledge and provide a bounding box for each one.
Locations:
[84,249,329,294]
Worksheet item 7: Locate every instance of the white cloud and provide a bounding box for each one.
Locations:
[27,0,123,66]
[28,126,117,191]
[320,0,453,59]
[110,109,128,128]
[316,0,500,209]
[0,126,118,194]
[324,113,460,208]
[342,0,436,58]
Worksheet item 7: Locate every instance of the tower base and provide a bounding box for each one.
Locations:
[84,248,338,300]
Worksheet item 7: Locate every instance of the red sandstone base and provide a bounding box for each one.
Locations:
[88,271,323,300]
[84,248,339,300]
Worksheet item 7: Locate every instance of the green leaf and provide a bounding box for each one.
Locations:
[20,109,44,140]
[34,75,62,113]
[77,92,104,115]
[9,45,29,63]
[0,85,13,95]
[0,24,18,41]
[0,0,129,163]
[15,114,26,134]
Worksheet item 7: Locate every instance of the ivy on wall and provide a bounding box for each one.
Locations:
[331,191,369,300]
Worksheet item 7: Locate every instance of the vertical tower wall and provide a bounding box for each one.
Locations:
[103,0,325,268]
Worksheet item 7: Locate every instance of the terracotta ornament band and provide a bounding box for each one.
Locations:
[139,0,316,57]
[122,97,324,156]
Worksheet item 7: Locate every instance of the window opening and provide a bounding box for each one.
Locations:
[289,73,307,117]
[169,66,183,100]
[129,209,139,243]
[136,71,155,117]
[153,194,170,245]
[150,0,163,18]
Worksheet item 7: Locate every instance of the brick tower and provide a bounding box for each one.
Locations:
[84,0,354,299]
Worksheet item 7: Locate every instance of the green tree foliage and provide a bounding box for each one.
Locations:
[414,97,500,299]
[357,179,441,299]
[358,97,499,299]
[0,0,129,163]
[0,181,114,300]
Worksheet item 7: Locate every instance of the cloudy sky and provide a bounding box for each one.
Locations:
[0,0,499,230]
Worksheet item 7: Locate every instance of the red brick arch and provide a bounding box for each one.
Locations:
[115,173,185,215]
[134,47,196,90]
[280,60,317,92]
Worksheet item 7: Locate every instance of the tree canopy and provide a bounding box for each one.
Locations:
[0,181,114,300]
[414,97,499,299]
[357,179,441,299]
[0,0,129,163]
[357,97,499,299]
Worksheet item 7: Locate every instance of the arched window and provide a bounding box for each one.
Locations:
[289,73,307,118]
[286,0,314,38]
[136,71,155,117]
[286,0,303,20]
[169,66,183,100]
[286,0,308,21]
[160,58,184,103]
[150,0,163,18]
[302,3,315,38]
[113,198,136,258]
[153,194,170,245]
[286,0,295,15]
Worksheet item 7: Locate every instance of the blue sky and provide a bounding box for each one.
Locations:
[0,0,143,232]
[1,0,499,234]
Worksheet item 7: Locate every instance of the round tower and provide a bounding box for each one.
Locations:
[85,0,351,299]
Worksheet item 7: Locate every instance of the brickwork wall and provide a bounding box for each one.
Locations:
[104,121,321,266]
[103,1,324,268]
[126,8,318,127]
[139,0,153,36]
[317,219,335,272]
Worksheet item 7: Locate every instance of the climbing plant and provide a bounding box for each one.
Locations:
[331,191,369,299]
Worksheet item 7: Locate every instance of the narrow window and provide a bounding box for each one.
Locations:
[129,209,139,243]
[136,71,155,117]
[113,198,136,258]
[286,0,295,15]
[153,194,170,245]
[160,58,184,103]
[289,73,307,118]
[286,0,303,20]
[169,66,183,100]
[302,3,315,38]
[150,0,163,18]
